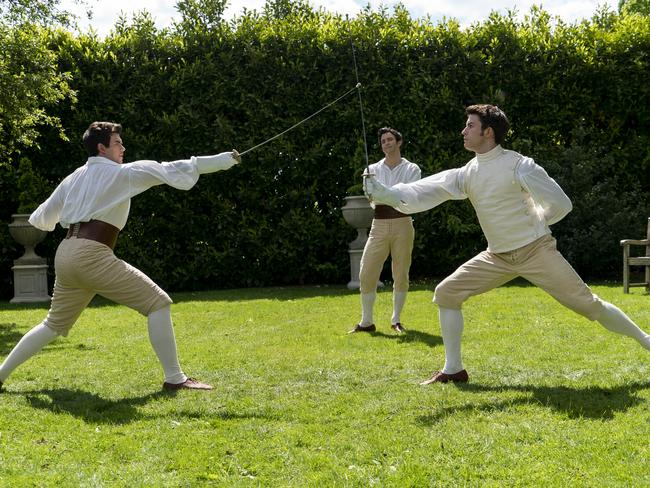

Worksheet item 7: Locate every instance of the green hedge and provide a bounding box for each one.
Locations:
[1,5,649,297]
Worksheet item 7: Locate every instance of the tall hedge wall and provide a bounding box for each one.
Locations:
[1,5,649,297]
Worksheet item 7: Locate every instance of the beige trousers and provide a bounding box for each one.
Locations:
[44,238,172,335]
[434,234,605,320]
[359,217,415,293]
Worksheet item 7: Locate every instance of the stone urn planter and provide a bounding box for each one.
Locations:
[341,195,374,250]
[9,214,48,264]
[8,213,51,303]
[341,195,376,290]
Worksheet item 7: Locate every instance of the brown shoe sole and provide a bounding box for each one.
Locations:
[348,324,376,334]
[391,323,406,333]
[419,370,469,385]
[162,377,213,391]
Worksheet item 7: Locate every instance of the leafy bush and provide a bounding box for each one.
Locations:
[1,5,649,297]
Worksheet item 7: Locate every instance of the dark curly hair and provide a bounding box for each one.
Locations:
[465,105,510,145]
[82,121,122,156]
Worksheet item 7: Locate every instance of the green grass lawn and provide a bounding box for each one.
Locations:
[0,283,648,487]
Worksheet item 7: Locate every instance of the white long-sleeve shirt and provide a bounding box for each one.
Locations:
[392,145,572,253]
[367,157,421,209]
[29,152,236,232]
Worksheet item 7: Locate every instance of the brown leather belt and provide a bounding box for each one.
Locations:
[66,220,120,250]
[374,204,408,219]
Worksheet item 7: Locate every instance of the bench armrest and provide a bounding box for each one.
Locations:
[620,239,650,246]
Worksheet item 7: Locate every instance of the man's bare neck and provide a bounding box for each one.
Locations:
[385,154,402,168]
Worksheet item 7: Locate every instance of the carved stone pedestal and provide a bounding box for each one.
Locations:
[341,196,383,290]
[11,263,50,303]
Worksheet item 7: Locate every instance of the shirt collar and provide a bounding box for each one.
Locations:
[476,145,504,163]
[381,157,404,169]
[87,156,120,166]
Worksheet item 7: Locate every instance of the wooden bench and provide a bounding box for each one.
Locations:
[621,217,650,293]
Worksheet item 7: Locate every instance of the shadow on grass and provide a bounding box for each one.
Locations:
[367,329,443,348]
[417,381,650,423]
[4,388,278,425]
[0,323,24,355]
[0,323,99,355]
[19,388,164,424]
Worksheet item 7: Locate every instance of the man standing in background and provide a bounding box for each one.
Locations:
[349,127,421,335]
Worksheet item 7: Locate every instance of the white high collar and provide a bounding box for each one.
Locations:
[476,145,505,163]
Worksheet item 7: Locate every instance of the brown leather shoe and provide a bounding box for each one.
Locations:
[348,323,376,334]
[391,323,406,334]
[419,369,469,385]
[162,377,213,391]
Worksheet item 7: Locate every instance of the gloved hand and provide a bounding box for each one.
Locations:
[232,149,241,165]
[363,175,403,208]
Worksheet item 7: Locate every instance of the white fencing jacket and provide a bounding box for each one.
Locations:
[392,145,572,253]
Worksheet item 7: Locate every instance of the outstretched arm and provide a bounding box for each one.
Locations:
[195,150,241,174]
[365,168,466,214]
[128,150,241,193]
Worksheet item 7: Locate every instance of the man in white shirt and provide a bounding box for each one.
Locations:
[365,105,650,384]
[0,121,240,392]
[349,127,421,335]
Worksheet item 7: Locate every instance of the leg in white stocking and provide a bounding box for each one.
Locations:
[360,292,376,326]
[598,302,650,351]
[439,307,465,374]
[391,291,407,325]
[0,322,59,383]
[147,306,187,384]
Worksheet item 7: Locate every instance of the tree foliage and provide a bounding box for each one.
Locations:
[0,0,75,196]
[0,24,74,159]
[619,0,650,16]
[0,0,73,26]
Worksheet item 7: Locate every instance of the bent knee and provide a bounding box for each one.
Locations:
[42,320,71,337]
[359,268,381,294]
[570,297,606,321]
[392,272,410,292]
[433,281,464,310]
[144,294,173,316]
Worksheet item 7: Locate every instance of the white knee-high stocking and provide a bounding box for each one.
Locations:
[598,302,650,350]
[439,307,465,374]
[391,291,407,325]
[0,322,59,382]
[360,292,376,326]
[147,306,187,384]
